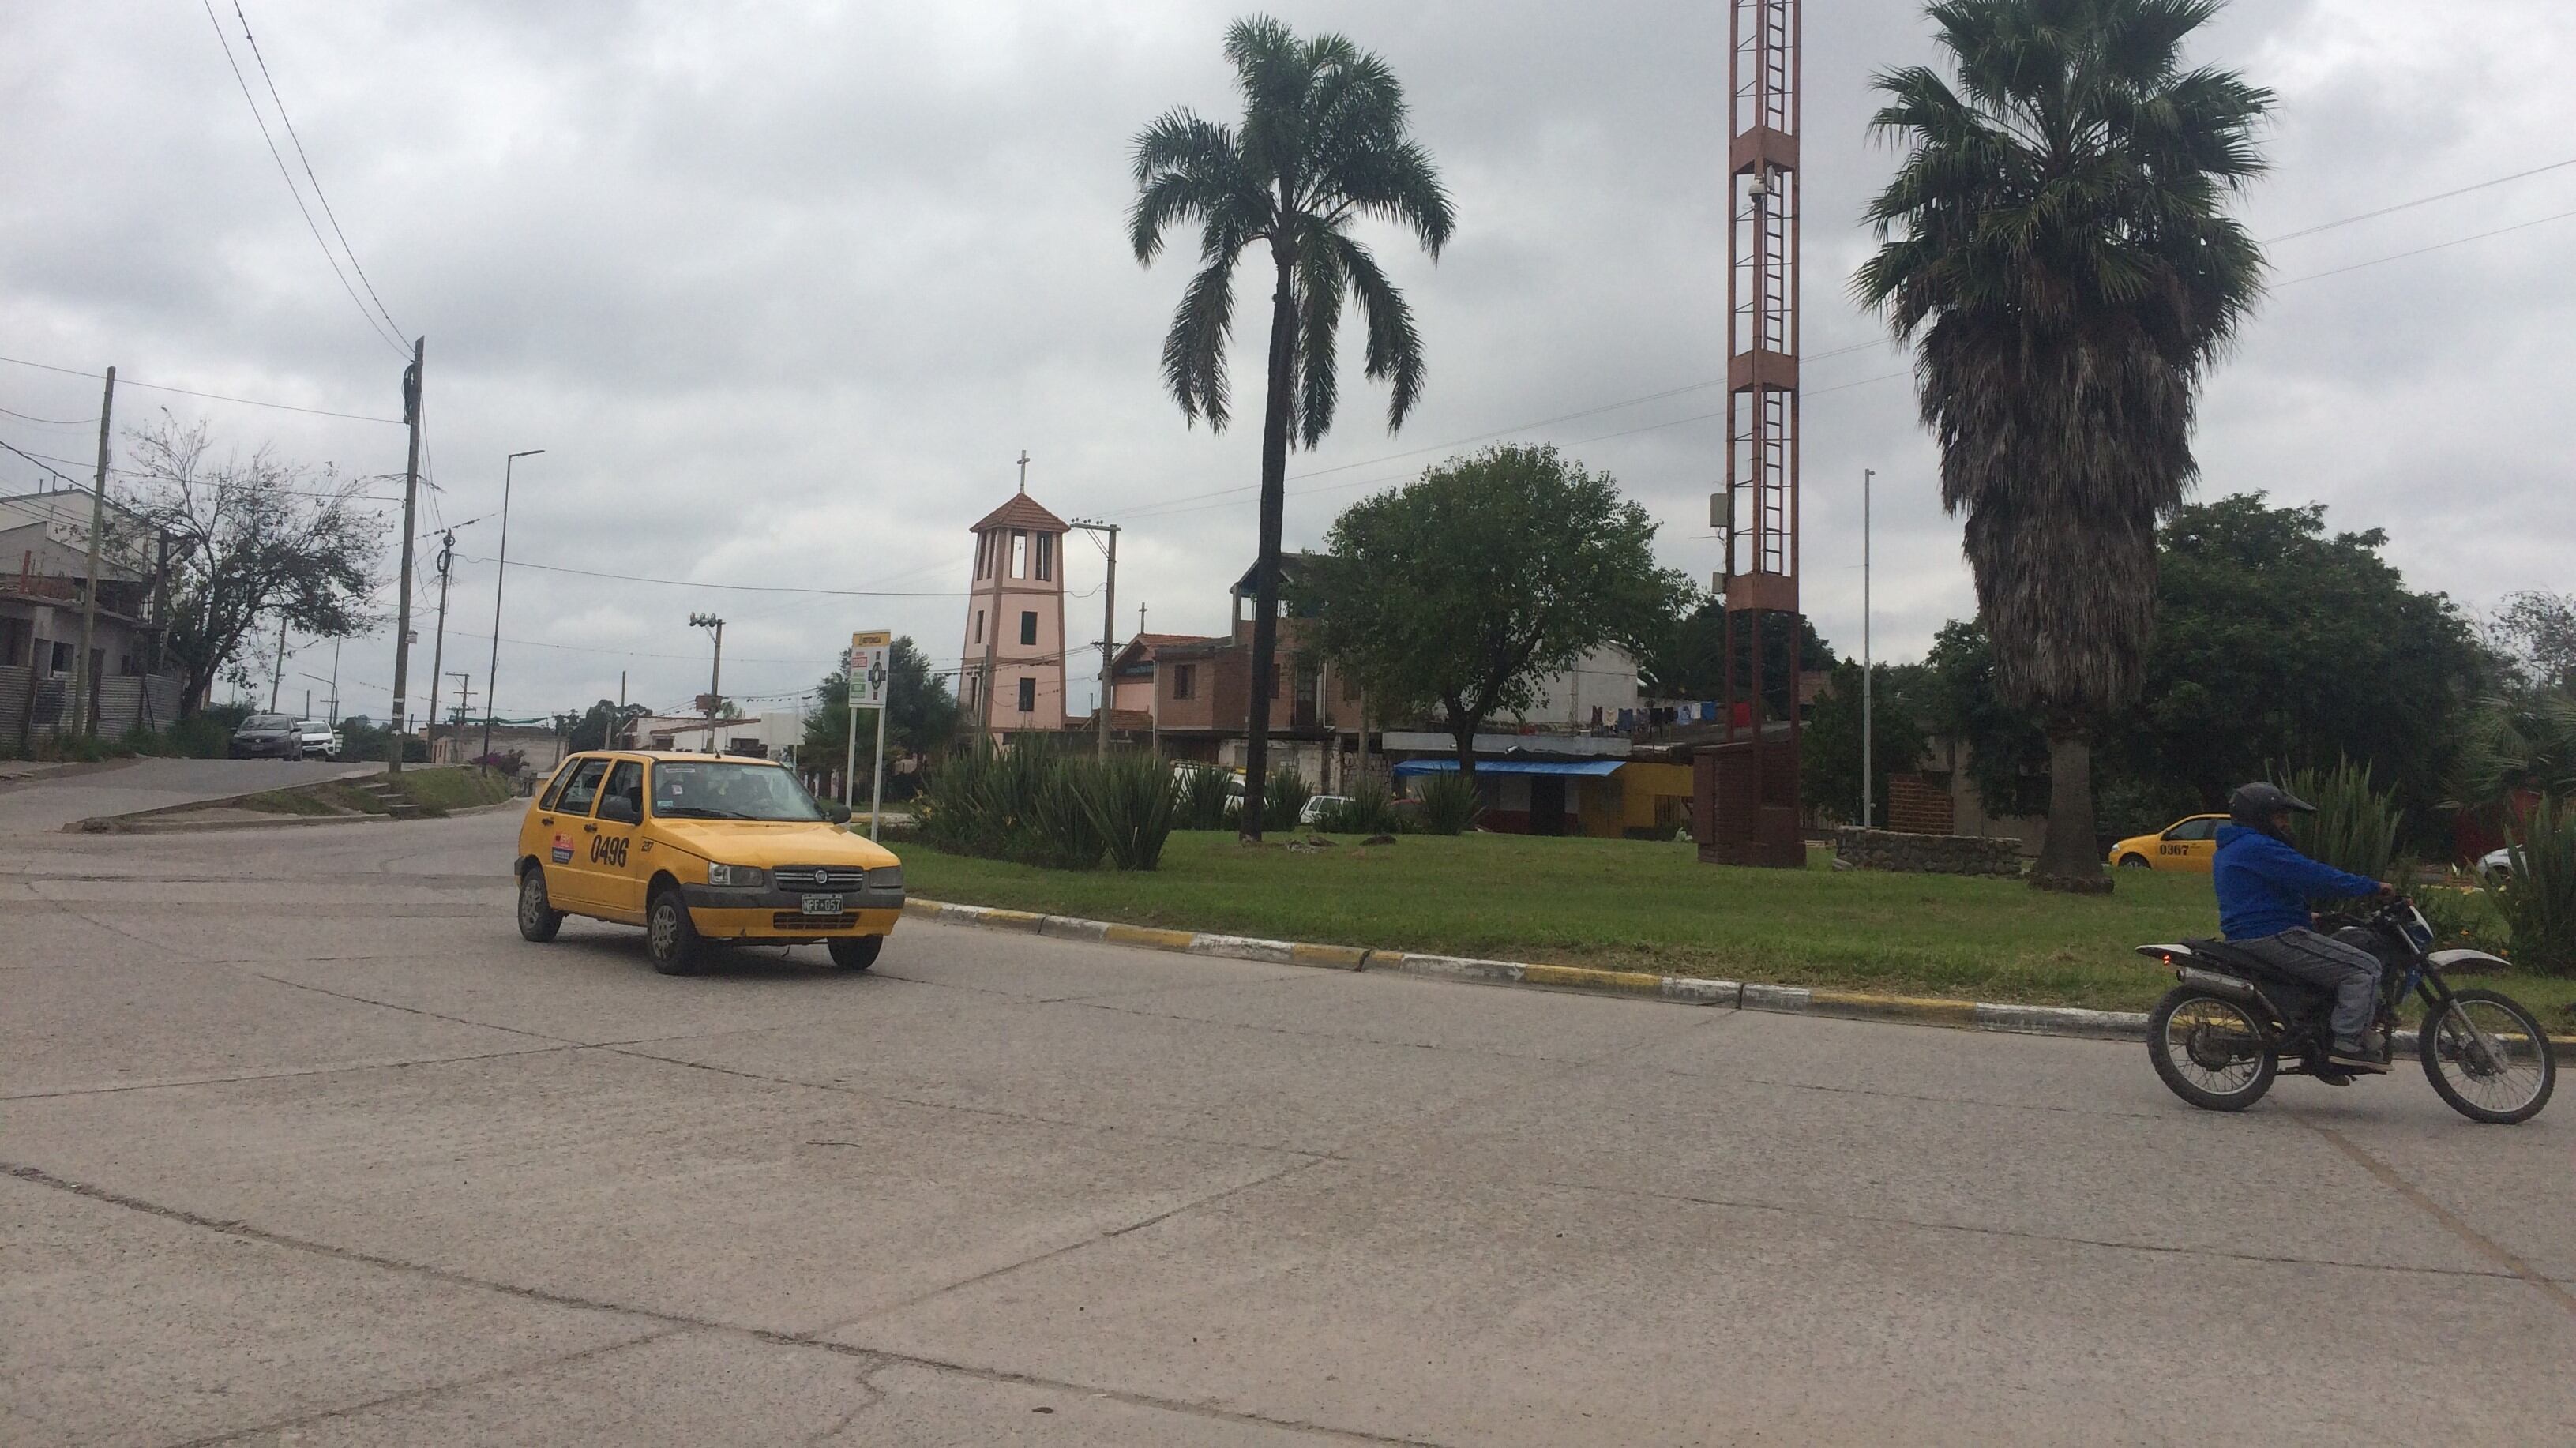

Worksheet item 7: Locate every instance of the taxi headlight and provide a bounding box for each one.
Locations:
[707,863,765,888]
[867,865,903,891]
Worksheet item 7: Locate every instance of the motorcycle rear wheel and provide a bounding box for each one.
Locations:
[2419,988,2556,1124]
[2148,988,2277,1112]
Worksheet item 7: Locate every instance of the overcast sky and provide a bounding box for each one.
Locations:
[3,1,2569,726]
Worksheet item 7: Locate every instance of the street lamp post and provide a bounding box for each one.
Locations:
[689,613,726,752]
[481,449,544,764]
[1861,467,1874,829]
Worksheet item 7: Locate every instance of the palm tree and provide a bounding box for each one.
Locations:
[1855,0,2270,890]
[1130,15,1452,839]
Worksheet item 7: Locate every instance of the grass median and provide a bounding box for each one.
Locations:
[902,831,2576,1018]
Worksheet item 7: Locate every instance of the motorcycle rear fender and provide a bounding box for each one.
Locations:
[2428,947,2511,972]
[2135,943,2197,963]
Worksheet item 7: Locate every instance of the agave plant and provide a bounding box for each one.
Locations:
[2278,758,2401,885]
[1083,753,1181,871]
[2488,798,2576,977]
[1262,765,1314,833]
[1414,770,1481,836]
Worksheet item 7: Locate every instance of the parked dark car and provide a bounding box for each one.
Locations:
[228,712,306,760]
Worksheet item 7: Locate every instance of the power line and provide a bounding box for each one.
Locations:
[0,355,403,424]
[230,1,406,345]
[0,403,97,426]
[2266,156,2576,242]
[197,0,407,356]
[451,553,967,598]
[2,442,405,502]
[2274,208,2576,286]
[0,437,89,490]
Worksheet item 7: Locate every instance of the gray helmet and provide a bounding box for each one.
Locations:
[2227,781,2315,825]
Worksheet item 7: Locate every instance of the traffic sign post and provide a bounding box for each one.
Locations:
[847,632,892,838]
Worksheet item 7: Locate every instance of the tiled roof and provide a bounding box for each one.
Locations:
[971,492,1071,534]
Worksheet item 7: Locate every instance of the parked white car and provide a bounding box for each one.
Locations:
[1300,794,1350,827]
[2477,846,2516,882]
[297,720,341,760]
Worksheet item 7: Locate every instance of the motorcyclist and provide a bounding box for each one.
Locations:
[2212,782,2398,1073]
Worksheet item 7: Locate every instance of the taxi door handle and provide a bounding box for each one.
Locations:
[583,823,599,833]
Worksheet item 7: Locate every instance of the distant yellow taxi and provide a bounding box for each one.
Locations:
[513,751,901,974]
[2108,813,2228,872]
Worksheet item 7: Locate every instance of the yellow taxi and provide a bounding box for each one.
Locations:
[2108,813,2228,872]
[513,751,902,975]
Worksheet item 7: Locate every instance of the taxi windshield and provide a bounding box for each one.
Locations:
[649,760,824,822]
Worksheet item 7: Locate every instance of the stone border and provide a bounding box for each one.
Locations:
[63,769,522,834]
[901,897,2576,1059]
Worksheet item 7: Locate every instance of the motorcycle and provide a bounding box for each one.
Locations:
[2138,897,2557,1124]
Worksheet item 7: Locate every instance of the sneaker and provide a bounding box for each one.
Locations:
[2328,1041,2391,1074]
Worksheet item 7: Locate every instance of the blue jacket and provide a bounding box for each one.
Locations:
[2213,823,2383,940]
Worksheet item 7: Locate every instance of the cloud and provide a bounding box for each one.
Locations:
[2,0,2567,723]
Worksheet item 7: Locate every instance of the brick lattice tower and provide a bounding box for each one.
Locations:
[1699,0,1806,868]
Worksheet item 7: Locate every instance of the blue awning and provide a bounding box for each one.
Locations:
[1390,758,1624,778]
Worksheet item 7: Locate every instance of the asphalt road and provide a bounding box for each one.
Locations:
[4,812,2572,1446]
[0,757,381,835]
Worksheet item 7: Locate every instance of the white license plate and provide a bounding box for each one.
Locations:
[801,893,844,915]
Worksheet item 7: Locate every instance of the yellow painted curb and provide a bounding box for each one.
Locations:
[1521,962,1663,995]
[1104,923,1197,951]
[902,900,944,921]
[1808,988,1982,1025]
[1290,942,1370,970]
[978,908,1045,932]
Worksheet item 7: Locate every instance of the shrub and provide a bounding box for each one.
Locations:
[1261,765,1313,833]
[2487,798,2576,977]
[1331,776,1402,835]
[1083,753,1179,869]
[1173,763,1237,831]
[1023,754,1106,870]
[1414,770,1482,835]
[471,750,525,775]
[2279,759,2400,885]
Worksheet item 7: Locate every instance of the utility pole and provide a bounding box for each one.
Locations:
[689,613,725,752]
[388,338,424,775]
[482,448,543,763]
[1861,467,1874,829]
[1140,602,1158,760]
[73,366,115,736]
[1070,518,1119,758]
[617,670,627,748]
[427,528,455,760]
[268,613,289,711]
[447,673,475,758]
[328,639,342,726]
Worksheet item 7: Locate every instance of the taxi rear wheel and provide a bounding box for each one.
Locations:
[516,866,562,943]
[2119,854,2152,868]
[647,887,703,975]
[827,936,882,972]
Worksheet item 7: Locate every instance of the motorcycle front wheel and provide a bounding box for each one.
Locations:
[2148,988,2277,1112]
[2420,988,2556,1124]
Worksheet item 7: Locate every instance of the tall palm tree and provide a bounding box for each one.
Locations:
[1855,0,2270,889]
[1130,15,1452,839]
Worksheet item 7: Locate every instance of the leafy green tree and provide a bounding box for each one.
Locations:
[1304,445,1688,775]
[1637,596,1833,713]
[120,418,380,716]
[1855,0,2272,889]
[1801,661,1932,827]
[2483,591,2576,697]
[804,637,958,787]
[2103,494,2488,831]
[1129,14,1453,837]
[1923,618,2052,820]
[550,700,648,754]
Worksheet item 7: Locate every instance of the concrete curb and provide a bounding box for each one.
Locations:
[65,770,520,835]
[901,897,2576,1058]
[900,897,2172,1045]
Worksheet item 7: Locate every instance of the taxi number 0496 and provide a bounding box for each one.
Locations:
[588,835,630,868]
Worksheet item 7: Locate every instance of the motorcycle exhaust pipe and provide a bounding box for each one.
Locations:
[2175,966,2260,1003]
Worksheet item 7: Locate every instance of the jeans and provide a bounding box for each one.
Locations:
[2233,927,2382,1046]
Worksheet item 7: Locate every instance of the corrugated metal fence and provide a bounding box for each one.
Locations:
[1,666,185,752]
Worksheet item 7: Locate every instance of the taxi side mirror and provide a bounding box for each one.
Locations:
[598,794,640,825]
[824,801,852,824]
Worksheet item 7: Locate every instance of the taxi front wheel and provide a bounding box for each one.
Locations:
[647,888,704,975]
[517,868,562,943]
[828,936,882,972]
